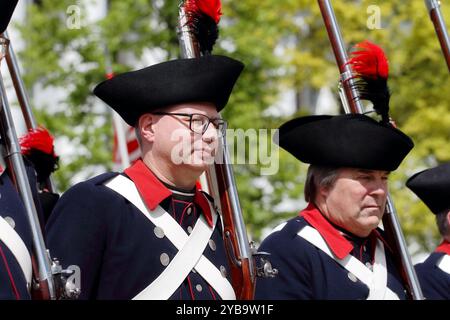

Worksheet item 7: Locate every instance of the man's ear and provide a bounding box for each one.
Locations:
[138,114,156,143]
[318,184,329,198]
[446,211,450,228]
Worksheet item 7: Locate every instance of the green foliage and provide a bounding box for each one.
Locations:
[17,0,450,253]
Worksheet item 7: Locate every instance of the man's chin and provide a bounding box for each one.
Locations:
[363,207,384,217]
[364,217,382,232]
[179,158,213,171]
[193,153,216,166]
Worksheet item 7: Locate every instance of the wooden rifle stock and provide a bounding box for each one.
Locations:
[211,162,255,300]
[30,256,51,300]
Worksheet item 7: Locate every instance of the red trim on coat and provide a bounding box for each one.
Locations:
[436,240,450,255]
[299,202,386,260]
[186,275,195,300]
[0,245,20,300]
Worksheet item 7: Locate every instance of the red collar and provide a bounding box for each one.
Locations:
[299,203,383,259]
[436,240,450,255]
[299,203,353,259]
[124,159,213,227]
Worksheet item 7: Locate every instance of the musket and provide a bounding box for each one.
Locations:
[425,0,450,71]
[0,35,56,299]
[0,30,79,300]
[177,1,277,299]
[317,0,424,300]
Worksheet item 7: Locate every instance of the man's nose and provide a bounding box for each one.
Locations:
[202,123,218,143]
[370,180,388,197]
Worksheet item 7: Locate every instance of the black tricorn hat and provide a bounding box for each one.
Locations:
[94,55,244,126]
[0,0,18,33]
[276,113,414,171]
[406,162,450,215]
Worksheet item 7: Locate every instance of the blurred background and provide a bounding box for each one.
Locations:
[3,0,450,261]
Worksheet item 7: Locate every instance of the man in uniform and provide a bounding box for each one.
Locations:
[255,113,414,299]
[406,162,450,300]
[46,54,244,299]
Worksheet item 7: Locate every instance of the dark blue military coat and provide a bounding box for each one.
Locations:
[46,160,232,300]
[0,170,33,300]
[415,242,450,300]
[255,203,408,300]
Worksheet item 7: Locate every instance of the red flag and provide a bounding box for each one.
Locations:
[112,123,140,169]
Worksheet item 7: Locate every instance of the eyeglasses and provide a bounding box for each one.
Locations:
[152,112,227,136]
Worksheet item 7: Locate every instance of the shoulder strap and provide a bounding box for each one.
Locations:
[437,254,450,275]
[0,216,32,287]
[297,225,399,300]
[104,175,235,300]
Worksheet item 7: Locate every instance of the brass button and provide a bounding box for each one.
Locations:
[208,239,216,251]
[160,253,170,266]
[220,265,227,278]
[4,216,15,229]
[347,272,358,282]
[154,227,165,239]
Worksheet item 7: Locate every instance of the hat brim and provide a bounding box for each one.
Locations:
[94,55,244,126]
[276,114,414,171]
[406,162,450,214]
[0,0,18,33]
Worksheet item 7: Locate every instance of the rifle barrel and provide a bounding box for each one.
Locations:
[425,0,450,71]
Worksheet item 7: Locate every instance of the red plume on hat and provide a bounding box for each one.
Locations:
[347,40,391,125]
[20,127,59,184]
[183,0,222,54]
